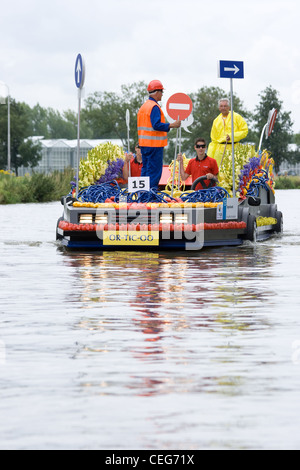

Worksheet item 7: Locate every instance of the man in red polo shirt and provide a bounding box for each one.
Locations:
[177,138,219,190]
[122,143,143,181]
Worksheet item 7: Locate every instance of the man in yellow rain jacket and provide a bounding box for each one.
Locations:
[207,98,248,166]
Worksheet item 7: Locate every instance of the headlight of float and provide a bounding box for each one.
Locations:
[79,214,93,224]
[95,214,108,225]
[174,213,189,224]
[160,214,173,224]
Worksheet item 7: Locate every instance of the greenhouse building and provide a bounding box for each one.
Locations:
[18,137,124,176]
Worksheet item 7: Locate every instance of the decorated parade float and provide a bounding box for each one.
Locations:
[57,55,283,251]
[56,139,283,251]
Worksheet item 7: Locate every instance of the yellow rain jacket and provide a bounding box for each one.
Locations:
[207,112,248,166]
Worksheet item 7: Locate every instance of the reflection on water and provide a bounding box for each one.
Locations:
[1,192,300,449]
[63,244,278,401]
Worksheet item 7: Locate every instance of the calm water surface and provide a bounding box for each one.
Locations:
[0,190,300,450]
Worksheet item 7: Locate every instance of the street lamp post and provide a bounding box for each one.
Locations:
[0,82,11,172]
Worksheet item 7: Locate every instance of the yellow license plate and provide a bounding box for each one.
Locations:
[103,231,159,246]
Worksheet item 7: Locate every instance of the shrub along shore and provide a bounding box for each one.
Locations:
[0,170,299,205]
[274,175,300,189]
[0,168,74,204]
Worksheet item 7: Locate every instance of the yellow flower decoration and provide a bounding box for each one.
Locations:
[78,142,125,188]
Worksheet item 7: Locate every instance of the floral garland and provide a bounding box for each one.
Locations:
[239,150,275,197]
[72,142,126,190]
[96,159,125,185]
[218,144,275,197]
[69,141,276,201]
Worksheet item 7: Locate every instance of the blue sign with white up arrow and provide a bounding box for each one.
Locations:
[219,60,244,79]
[75,54,85,89]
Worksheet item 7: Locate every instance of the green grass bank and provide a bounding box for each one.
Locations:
[274,175,300,189]
[0,168,74,204]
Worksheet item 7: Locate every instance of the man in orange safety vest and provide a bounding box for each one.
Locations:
[137,80,181,188]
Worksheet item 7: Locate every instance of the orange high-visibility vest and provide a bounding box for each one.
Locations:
[137,100,168,147]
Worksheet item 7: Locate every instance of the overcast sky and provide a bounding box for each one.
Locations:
[1,0,300,133]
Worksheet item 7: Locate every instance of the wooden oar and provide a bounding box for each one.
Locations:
[126,109,131,178]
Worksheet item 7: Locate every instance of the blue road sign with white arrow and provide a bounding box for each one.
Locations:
[218,60,244,79]
[75,54,85,89]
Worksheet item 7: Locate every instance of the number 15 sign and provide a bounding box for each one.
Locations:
[128,177,150,193]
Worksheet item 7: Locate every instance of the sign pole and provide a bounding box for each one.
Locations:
[74,54,85,199]
[76,88,82,198]
[218,60,244,198]
[166,93,193,196]
[230,78,236,197]
[178,115,181,191]
[171,126,179,197]
[258,124,268,153]
[7,91,11,173]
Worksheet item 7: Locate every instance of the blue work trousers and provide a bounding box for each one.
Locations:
[140,147,164,189]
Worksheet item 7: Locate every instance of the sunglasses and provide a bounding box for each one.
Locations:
[195,144,206,149]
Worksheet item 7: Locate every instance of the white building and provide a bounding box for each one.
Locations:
[278,144,300,175]
[18,137,124,176]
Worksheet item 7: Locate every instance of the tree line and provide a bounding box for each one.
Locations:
[0,81,298,173]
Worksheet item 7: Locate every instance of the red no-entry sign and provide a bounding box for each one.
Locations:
[266,108,278,137]
[166,93,193,120]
